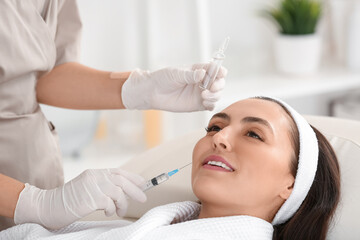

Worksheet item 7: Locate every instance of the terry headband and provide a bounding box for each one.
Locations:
[256,97,319,225]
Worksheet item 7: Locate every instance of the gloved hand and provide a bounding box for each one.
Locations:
[119,63,227,112]
[14,168,146,229]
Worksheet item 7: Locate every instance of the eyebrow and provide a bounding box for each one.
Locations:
[210,112,230,121]
[241,116,274,135]
[210,113,274,135]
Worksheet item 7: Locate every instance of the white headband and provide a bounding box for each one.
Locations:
[256,97,319,225]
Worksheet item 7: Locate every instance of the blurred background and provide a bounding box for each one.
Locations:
[40,0,360,181]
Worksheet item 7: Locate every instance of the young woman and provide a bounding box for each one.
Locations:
[0,97,340,240]
[192,96,340,240]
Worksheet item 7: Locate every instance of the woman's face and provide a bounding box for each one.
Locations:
[191,98,296,220]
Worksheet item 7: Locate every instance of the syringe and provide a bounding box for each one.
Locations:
[141,162,192,191]
[200,37,230,90]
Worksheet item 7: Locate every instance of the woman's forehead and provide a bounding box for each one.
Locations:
[223,98,282,115]
[220,99,290,128]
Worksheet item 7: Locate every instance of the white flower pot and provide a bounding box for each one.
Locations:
[274,34,321,75]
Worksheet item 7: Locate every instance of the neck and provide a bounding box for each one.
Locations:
[198,203,222,219]
[198,201,274,222]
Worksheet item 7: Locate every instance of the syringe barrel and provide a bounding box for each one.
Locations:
[142,173,170,191]
[142,180,155,191]
[153,173,170,184]
[200,37,228,90]
[200,56,224,90]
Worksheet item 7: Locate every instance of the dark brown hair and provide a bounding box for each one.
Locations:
[254,97,341,240]
[273,126,340,240]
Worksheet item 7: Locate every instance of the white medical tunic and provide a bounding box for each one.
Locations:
[0,0,82,230]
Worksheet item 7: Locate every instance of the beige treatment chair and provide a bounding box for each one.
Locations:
[87,116,360,239]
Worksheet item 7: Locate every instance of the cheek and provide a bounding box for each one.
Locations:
[231,146,292,204]
[245,148,293,198]
[252,150,289,178]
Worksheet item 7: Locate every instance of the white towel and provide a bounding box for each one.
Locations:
[0,201,273,240]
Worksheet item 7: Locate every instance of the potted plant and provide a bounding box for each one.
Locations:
[265,0,322,75]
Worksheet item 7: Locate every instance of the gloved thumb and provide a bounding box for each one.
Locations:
[182,69,206,85]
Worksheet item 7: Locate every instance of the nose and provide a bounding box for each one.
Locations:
[212,127,233,152]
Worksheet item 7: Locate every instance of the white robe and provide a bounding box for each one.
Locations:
[0,201,274,240]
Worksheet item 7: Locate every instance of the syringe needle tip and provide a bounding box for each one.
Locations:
[178,162,192,170]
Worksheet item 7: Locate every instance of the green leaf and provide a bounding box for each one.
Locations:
[263,0,322,35]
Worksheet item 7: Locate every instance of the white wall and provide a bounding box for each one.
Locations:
[77,0,142,70]
[57,0,359,156]
[55,0,360,179]
[75,0,280,143]
[77,0,277,74]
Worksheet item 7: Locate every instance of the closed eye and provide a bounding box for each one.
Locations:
[246,131,263,141]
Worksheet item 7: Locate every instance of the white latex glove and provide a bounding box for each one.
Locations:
[119,63,227,112]
[14,168,146,230]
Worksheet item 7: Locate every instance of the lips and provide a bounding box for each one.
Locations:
[202,155,234,172]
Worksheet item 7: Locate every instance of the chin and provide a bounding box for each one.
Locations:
[192,175,227,204]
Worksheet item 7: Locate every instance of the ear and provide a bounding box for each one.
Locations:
[279,175,295,200]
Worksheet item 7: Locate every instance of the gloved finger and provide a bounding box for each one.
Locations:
[116,203,127,217]
[181,69,206,85]
[114,193,129,217]
[191,63,206,71]
[112,175,147,203]
[203,100,216,111]
[216,66,228,79]
[201,90,222,102]
[110,168,145,187]
[104,198,116,217]
[209,78,225,92]
[105,183,128,203]
[192,64,227,79]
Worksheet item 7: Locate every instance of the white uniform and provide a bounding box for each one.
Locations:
[0,0,82,230]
